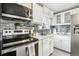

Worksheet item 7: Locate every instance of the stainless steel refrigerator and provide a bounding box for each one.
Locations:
[71,13,79,56]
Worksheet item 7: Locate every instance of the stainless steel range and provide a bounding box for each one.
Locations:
[2,28,38,56]
[1,3,38,56]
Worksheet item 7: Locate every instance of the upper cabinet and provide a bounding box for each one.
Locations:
[53,13,64,25]
[56,12,71,25]
[56,14,61,24]
[43,6,53,29]
[32,3,54,28]
[33,3,43,23]
[43,6,53,18]
[64,12,71,24]
[51,7,79,26]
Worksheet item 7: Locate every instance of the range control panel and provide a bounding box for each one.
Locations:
[3,29,29,36]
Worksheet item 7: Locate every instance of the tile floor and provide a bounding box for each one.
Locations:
[51,48,70,56]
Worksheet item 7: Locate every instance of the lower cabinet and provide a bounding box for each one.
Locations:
[54,35,71,53]
[54,36,62,49]
[43,39,50,56]
[49,37,54,54]
[38,40,43,56]
[61,37,71,52]
[42,37,54,56]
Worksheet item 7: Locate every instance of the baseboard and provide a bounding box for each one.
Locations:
[54,47,71,54]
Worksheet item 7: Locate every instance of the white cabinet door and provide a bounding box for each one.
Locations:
[33,4,38,22]
[43,39,50,56]
[38,40,43,56]
[56,14,61,24]
[33,3,40,23]
[57,38,62,49]
[62,37,71,52]
[43,6,53,27]
[16,46,27,56]
[49,38,54,54]
[64,12,71,24]
[42,37,54,56]
[53,36,58,47]
[53,35,62,49]
[43,16,51,29]
[51,15,56,25]
[33,3,43,23]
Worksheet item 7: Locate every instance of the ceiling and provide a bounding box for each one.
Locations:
[43,3,79,13]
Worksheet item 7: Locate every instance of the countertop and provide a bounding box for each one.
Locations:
[31,34,54,40]
[54,34,71,38]
[31,33,71,40]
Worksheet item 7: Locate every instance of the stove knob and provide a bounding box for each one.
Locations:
[5,31,8,33]
[9,31,11,33]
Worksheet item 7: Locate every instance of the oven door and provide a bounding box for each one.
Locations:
[2,50,16,56]
[2,45,30,56]
[16,46,29,56]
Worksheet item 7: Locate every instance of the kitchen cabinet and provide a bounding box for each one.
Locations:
[51,15,56,25]
[38,40,43,56]
[33,3,53,27]
[42,37,54,56]
[56,14,61,24]
[55,13,64,25]
[28,43,35,56]
[16,46,29,56]
[64,12,71,24]
[51,8,79,26]
[61,37,71,52]
[54,35,62,48]
[43,38,50,56]
[54,35,71,53]
[44,17,51,29]
[33,35,54,56]
[49,37,54,54]
[43,6,53,28]
[33,3,43,23]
